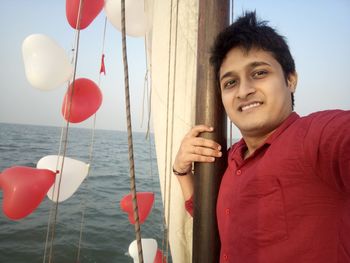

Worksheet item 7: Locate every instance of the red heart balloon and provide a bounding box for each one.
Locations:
[62,78,102,123]
[0,166,56,220]
[120,192,155,224]
[66,0,104,29]
[154,249,166,263]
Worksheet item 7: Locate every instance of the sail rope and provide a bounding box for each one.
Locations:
[140,34,151,137]
[161,0,174,259]
[120,0,144,262]
[141,0,152,139]
[144,34,152,140]
[141,68,149,131]
[42,1,85,262]
[165,0,181,260]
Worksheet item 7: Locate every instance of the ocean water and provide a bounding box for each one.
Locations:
[0,123,166,263]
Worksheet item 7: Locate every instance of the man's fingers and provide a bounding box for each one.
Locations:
[188,153,218,163]
[192,137,221,150]
[174,124,222,173]
[187,125,214,137]
[191,145,222,158]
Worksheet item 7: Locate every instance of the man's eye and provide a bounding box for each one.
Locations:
[223,79,237,89]
[252,70,267,78]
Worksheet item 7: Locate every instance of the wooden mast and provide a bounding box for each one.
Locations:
[193,0,230,262]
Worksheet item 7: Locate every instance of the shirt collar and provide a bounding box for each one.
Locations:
[265,112,300,145]
[230,112,300,161]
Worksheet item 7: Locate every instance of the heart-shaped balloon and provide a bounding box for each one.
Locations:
[62,78,102,123]
[120,192,154,225]
[128,238,157,263]
[0,166,56,220]
[66,0,104,29]
[154,249,166,263]
[105,0,150,37]
[22,34,73,90]
[37,155,89,202]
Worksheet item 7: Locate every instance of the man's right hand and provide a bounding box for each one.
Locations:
[173,125,222,175]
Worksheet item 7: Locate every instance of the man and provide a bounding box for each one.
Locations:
[172,11,350,263]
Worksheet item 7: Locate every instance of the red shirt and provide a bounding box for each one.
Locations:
[186,110,350,263]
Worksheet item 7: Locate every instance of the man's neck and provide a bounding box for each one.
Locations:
[242,131,274,159]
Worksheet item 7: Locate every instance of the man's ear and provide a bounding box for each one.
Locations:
[287,72,298,93]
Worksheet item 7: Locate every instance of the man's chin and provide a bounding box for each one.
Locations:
[237,122,267,136]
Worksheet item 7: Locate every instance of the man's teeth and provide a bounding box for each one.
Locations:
[241,102,261,111]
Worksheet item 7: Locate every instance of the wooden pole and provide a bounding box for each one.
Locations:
[193,0,230,262]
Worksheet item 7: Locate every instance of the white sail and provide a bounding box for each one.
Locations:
[147,0,199,262]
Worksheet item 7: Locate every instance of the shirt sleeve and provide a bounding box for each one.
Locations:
[185,195,194,217]
[304,110,350,193]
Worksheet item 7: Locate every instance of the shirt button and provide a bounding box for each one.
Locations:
[225,208,230,215]
[236,169,241,176]
[223,254,229,261]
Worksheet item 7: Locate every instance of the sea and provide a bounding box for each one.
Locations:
[0,123,167,263]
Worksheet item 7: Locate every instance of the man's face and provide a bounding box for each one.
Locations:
[219,47,297,138]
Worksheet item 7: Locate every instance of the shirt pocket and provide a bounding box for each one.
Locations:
[238,177,288,248]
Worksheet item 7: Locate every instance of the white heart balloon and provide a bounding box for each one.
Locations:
[128,238,157,263]
[22,34,73,90]
[104,0,150,37]
[37,155,89,202]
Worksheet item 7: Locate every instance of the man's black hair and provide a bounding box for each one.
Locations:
[210,11,296,108]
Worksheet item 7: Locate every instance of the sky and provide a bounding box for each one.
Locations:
[0,0,349,132]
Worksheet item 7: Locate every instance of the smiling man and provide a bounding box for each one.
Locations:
[173,11,350,263]
[219,47,297,157]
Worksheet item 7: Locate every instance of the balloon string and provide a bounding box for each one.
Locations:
[121,0,144,262]
[99,17,108,78]
[42,124,66,263]
[75,16,107,263]
[43,1,85,263]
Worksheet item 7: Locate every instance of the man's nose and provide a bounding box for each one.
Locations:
[237,78,255,99]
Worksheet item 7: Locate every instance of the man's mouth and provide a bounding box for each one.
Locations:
[240,102,262,112]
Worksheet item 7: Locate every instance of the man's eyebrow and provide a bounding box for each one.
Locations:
[220,61,272,82]
[249,61,271,68]
[220,71,236,82]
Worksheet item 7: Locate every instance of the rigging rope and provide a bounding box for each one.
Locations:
[141,28,150,136]
[165,0,180,261]
[161,0,174,259]
[144,33,152,140]
[120,0,144,262]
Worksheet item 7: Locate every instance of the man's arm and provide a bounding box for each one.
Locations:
[305,110,350,193]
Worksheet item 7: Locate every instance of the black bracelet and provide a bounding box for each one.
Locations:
[172,167,191,176]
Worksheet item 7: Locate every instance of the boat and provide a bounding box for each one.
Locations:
[147,0,229,261]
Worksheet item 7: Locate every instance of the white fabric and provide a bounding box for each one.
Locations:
[148,0,198,262]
